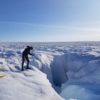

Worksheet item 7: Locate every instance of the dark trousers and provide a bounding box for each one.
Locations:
[22,55,29,71]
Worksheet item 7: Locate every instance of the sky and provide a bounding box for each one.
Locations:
[0,0,100,42]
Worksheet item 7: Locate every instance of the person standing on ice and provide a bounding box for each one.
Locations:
[22,46,33,71]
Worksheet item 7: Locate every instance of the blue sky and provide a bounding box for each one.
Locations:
[0,0,100,42]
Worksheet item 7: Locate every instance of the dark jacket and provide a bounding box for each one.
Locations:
[23,46,32,57]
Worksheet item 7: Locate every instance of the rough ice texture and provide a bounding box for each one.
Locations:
[0,42,64,100]
[0,42,100,100]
